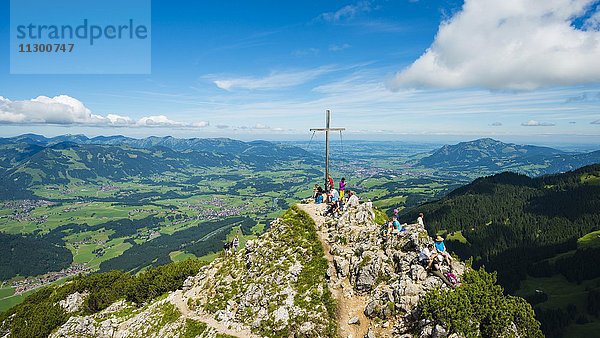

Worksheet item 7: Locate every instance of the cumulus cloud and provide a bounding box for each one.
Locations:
[521,120,556,127]
[490,122,503,126]
[0,95,209,128]
[389,0,600,90]
[211,66,336,91]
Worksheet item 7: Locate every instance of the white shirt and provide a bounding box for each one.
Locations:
[346,194,359,208]
[330,189,340,201]
[419,247,432,261]
[417,216,424,226]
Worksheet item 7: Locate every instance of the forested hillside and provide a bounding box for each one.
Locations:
[401,164,600,337]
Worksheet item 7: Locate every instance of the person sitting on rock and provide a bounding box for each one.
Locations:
[313,184,320,199]
[434,235,452,266]
[419,244,436,269]
[324,191,341,218]
[430,255,455,288]
[330,188,340,204]
[314,185,324,204]
[346,191,360,208]
[391,217,401,235]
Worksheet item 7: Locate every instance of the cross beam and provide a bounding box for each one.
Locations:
[310,109,345,190]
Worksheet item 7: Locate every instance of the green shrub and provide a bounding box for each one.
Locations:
[419,268,542,338]
[0,259,204,338]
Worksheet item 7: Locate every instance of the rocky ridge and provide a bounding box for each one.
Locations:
[49,205,336,338]
[298,202,465,338]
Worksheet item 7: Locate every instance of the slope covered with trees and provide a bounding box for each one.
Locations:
[401,163,600,337]
[0,233,72,280]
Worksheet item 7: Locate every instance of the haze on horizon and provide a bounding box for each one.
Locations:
[1,0,600,144]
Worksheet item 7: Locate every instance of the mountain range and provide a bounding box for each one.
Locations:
[416,138,600,176]
[0,134,318,198]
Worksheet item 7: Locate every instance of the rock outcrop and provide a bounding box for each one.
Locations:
[57,291,88,314]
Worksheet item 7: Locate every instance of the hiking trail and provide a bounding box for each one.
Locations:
[298,203,371,338]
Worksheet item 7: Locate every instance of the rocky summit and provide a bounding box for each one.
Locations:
[16,199,539,338]
[297,202,466,338]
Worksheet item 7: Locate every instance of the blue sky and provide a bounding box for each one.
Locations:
[1,0,600,145]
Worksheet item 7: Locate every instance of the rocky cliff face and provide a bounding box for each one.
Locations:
[47,201,470,338]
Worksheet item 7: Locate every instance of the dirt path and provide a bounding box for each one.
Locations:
[170,291,259,338]
[297,203,370,338]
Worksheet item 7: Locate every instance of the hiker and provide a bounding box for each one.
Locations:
[346,191,359,208]
[223,241,232,257]
[327,175,334,192]
[434,235,452,265]
[324,198,340,218]
[313,184,324,204]
[330,188,340,204]
[419,244,436,269]
[391,217,401,235]
[430,255,454,288]
[417,213,424,226]
[386,220,394,237]
[331,188,341,216]
[393,208,399,219]
[339,178,346,200]
[232,237,239,252]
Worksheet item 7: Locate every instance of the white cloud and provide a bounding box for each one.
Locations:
[329,43,351,52]
[319,1,373,22]
[0,95,209,128]
[106,114,135,125]
[253,123,271,129]
[137,115,182,126]
[521,120,556,127]
[211,66,336,91]
[389,0,600,90]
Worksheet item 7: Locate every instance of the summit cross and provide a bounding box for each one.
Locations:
[310,109,345,190]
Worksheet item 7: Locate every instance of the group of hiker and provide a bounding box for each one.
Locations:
[223,236,239,256]
[313,176,359,218]
[415,221,459,288]
[383,211,459,288]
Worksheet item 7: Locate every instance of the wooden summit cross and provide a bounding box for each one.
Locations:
[310,109,345,190]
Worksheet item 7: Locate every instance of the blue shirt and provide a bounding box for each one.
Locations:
[435,241,446,252]
[392,220,400,229]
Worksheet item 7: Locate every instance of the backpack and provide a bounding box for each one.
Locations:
[445,272,459,285]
